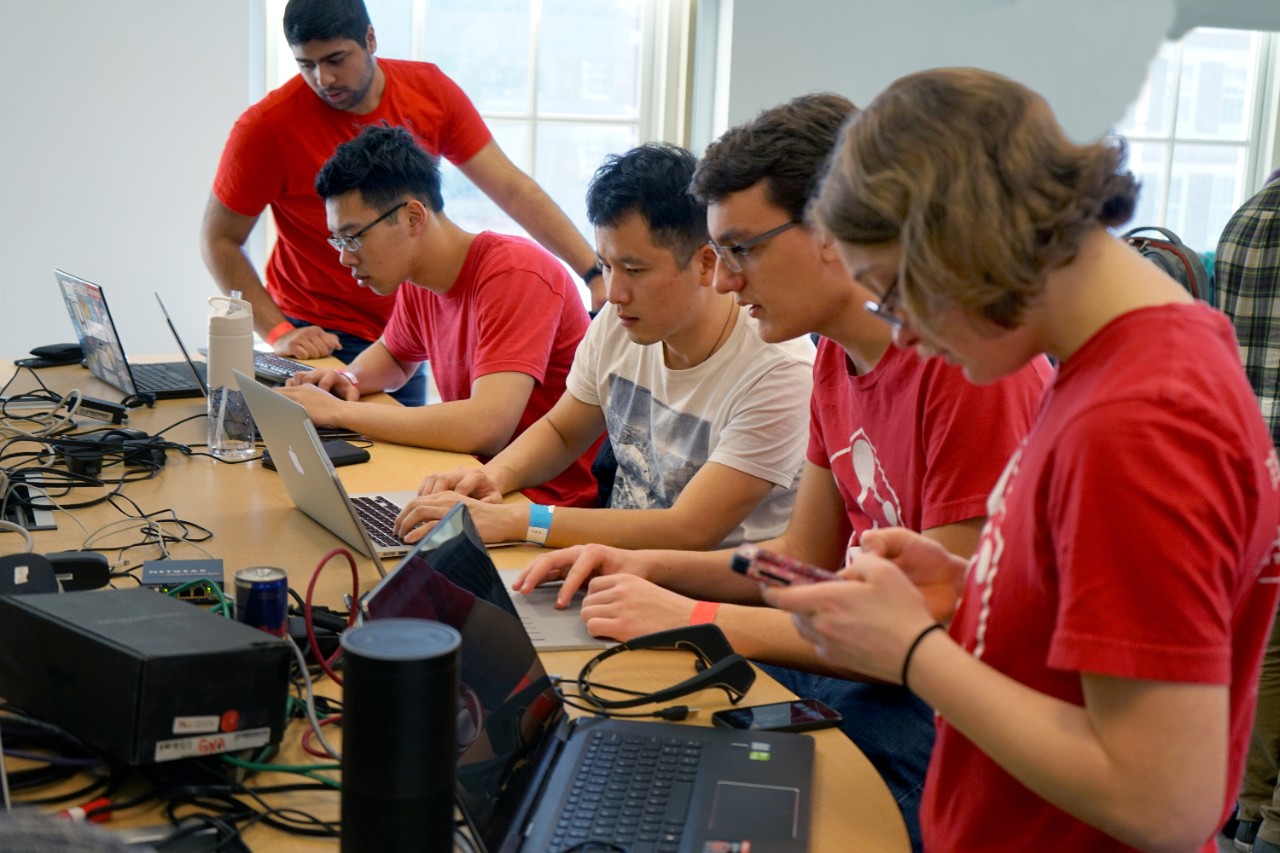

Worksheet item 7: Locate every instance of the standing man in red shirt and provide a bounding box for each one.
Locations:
[201,0,600,405]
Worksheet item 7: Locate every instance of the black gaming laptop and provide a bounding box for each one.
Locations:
[365,504,815,853]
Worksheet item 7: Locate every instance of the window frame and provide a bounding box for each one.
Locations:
[1118,28,1280,249]
[260,0,694,303]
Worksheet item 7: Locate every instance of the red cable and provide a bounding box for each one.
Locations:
[303,547,360,685]
[301,714,343,758]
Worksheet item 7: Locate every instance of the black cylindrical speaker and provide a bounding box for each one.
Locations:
[340,619,462,852]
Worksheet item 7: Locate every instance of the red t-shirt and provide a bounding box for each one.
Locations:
[807,338,1051,553]
[922,303,1280,852]
[381,232,597,508]
[212,59,492,341]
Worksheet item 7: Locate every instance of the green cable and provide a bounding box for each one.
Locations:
[220,754,341,789]
[164,577,233,615]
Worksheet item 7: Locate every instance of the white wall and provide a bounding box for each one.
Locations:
[6,1,253,360]
[714,0,1177,145]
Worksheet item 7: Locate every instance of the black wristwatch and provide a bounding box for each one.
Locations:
[581,264,602,286]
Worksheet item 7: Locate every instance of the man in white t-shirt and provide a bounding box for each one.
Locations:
[394,143,814,550]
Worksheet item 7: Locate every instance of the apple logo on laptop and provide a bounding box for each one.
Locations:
[287,446,305,476]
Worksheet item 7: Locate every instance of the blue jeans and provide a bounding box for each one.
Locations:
[283,317,427,407]
[757,664,933,853]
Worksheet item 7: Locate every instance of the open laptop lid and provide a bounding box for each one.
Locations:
[362,502,518,622]
[362,503,567,853]
[234,369,386,573]
[55,269,138,395]
[153,293,209,396]
[364,503,607,651]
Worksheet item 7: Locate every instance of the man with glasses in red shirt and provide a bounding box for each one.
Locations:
[280,125,598,509]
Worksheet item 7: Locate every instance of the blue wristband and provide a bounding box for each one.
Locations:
[526,504,555,545]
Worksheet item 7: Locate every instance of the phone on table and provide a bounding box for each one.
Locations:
[730,545,838,586]
[262,438,370,471]
[711,698,843,733]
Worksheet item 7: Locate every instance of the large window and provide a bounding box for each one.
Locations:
[265,0,692,303]
[1116,28,1279,253]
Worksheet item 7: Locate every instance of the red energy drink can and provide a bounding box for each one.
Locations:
[235,566,289,637]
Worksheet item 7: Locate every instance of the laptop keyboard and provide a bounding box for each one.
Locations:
[254,351,312,380]
[351,495,404,548]
[551,731,703,853]
[132,362,200,392]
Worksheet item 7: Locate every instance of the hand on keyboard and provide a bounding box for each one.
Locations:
[283,366,360,401]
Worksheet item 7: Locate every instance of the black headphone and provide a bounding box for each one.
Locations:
[49,430,169,477]
[575,624,755,711]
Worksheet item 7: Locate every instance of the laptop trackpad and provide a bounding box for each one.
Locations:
[708,781,801,839]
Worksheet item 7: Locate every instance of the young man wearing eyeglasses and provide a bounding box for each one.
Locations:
[392,142,815,552]
[201,0,600,407]
[278,124,598,509]
[509,94,1052,850]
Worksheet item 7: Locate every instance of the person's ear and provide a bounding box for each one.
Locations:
[406,199,430,234]
[816,226,842,265]
[366,25,377,55]
[696,244,717,286]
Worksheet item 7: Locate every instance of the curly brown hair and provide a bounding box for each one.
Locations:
[812,68,1137,329]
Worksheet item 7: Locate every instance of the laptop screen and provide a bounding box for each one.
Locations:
[55,270,136,394]
[363,504,565,850]
[154,292,209,395]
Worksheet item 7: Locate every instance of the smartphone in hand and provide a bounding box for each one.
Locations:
[730,545,838,586]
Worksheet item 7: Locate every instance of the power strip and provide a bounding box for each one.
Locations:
[64,395,128,424]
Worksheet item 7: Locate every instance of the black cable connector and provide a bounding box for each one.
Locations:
[653,706,696,721]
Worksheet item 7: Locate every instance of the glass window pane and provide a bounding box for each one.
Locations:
[423,0,531,114]
[1174,29,1261,141]
[367,0,414,59]
[535,122,640,242]
[1164,143,1247,252]
[538,0,643,119]
[1125,141,1170,229]
[440,120,528,236]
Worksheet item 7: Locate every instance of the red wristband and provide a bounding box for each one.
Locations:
[265,320,294,345]
[689,601,720,625]
[335,369,359,388]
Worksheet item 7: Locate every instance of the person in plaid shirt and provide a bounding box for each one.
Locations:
[1217,168,1280,853]
[1218,170,1280,446]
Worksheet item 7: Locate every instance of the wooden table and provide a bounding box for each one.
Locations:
[0,359,909,852]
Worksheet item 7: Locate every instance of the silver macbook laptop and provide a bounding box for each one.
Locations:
[362,503,608,651]
[235,370,411,567]
[495,567,607,651]
[364,502,814,853]
[54,270,204,399]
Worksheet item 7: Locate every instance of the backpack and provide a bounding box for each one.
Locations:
[1121,226,1212,302]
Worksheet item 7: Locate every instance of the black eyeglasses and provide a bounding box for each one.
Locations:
[327,201,408,253]
[863,276,903,327]
[708,220,800,273]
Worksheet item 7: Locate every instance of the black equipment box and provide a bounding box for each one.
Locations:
[0,588,291,765]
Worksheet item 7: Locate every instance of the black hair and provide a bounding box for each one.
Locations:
[314,124,445,213]
[586,143,708,267]
[691,92,858,220]
[283,0,371,46]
